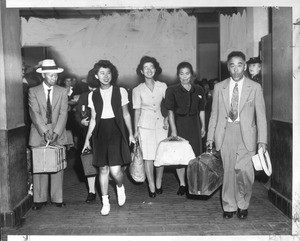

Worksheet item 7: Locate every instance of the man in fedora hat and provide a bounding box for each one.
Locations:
[206,51,267,219]
[246,57,262,85]
[28,59,68,210]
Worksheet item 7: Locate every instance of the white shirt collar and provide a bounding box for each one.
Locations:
[230,76,245,87]
[43,81,53,91]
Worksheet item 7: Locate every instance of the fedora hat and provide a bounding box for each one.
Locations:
[36,59,64,73]
[252,147,272,176]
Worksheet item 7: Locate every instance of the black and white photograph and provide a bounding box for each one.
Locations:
[0,0,299,240]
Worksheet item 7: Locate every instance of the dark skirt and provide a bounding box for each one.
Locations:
[92,118,124,167]
[175,114,202,156]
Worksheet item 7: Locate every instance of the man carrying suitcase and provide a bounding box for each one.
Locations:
[206,51,267,219]
[29,59,68,210]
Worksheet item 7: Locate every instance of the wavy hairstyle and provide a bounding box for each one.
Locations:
[176,61,194,76]
[92,60,119,85]
[86,69,100,88]
[136,56,162,79]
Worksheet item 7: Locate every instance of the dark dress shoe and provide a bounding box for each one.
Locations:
[156,187,163,195]
[223,211,235,219]
[237,209,248,219]
[177,186,186,196]
[148,190,156,198]
[32,202,46,210]
[51,202,66,207]
[85,193,96,203]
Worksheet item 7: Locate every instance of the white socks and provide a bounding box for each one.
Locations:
[116,185,126,206]
[101,195,110,216]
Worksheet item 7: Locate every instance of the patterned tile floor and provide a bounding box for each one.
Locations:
[1,149,292,240]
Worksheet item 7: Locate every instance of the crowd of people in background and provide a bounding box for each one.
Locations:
[23,52,267,220]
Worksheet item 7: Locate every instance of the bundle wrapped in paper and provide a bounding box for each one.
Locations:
[154,136,195,167]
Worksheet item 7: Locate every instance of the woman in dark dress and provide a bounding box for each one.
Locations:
[82,60,134,216]
[165,62,206,196]
[75,70,100,203]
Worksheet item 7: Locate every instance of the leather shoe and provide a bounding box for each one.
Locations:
[156,187,163,195]
[223,211,235,219]
[237,208,248,219]
[32,202,46,210]
[51,202,66,207]
[85,193,96,203]
[177,186,186,196]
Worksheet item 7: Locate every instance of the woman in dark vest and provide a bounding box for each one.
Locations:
[82,60,134,216]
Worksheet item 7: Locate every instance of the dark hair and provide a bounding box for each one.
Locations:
[61,76,72,87]
[92,60,119,85]
[176,62,194,76]
[227,51,246,62]
[86,69,100,88]
[136,56,162,78]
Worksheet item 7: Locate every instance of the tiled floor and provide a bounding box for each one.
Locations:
[1,149,292,240]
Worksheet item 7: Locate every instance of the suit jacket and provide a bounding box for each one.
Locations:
[207,77,267,152]
[28,83,68,147]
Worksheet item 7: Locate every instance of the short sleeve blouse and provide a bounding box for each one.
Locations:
[132,81,167,129]
[165,84,206,116]
[88,86,129,118]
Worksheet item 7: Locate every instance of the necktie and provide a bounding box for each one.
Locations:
[229,83,239,122]
[46,89,52,124]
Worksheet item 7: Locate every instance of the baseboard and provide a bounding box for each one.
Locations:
[268,187,292,219]
[0,194,33,227]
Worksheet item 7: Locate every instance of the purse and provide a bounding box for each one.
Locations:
[129,140,146,183]
[81,149,98,176]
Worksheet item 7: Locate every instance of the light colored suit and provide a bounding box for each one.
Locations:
[29,83,68,203]
[207,77,267,211]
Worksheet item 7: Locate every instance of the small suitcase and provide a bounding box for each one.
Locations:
[187,149,223,196]
[81,149,98,176]
[32,145,67,173]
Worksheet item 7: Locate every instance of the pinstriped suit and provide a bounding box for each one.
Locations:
[29,83,68,203]
[207,77,267,211]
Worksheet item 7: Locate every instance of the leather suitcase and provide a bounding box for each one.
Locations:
[187,149,223,196]
[81,149,98,176]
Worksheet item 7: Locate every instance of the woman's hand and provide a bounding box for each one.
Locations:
[170,130,177,137]
[163,117,169,130]
[82,139,91,153]
[129,135,136,145]
[258,143,267,153]
[133,128,139,140]
[201,127,206,138]
[81,117,90,127]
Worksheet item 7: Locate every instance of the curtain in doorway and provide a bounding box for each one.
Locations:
[220,10,247,61]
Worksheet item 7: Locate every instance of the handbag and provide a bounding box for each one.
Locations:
[129,140,146,183]
[187,148,223,196]
[81,149,98,176]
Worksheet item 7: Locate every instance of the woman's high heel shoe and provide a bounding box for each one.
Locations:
[148,190,156,198]
[156,187,163,195]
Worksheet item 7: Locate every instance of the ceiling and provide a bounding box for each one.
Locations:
[19,7,238,20]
